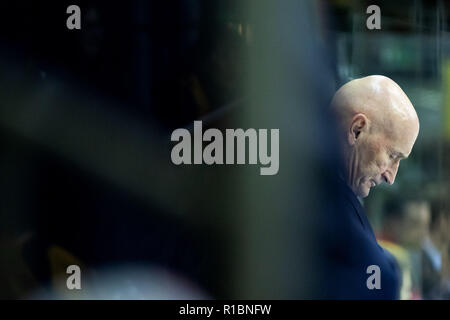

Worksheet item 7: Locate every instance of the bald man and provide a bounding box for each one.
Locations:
[331,75,419,197]
[317,75,420,299]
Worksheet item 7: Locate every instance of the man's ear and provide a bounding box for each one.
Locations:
[348,113,369,146]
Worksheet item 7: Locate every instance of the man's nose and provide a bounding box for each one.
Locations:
[383,162,399,185]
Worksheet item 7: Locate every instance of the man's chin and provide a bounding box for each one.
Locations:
[354,186,370,198]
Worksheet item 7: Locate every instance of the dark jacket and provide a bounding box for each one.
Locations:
[315,174,401,299]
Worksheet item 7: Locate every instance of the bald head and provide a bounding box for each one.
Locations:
[331,75,419,137]
[331,75,419,197]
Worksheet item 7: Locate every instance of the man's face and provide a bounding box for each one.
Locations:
[400,202,431,249]
[349,120,418,198]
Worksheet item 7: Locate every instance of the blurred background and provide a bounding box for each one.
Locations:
[0,0,449,299]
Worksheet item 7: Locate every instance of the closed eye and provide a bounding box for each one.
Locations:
[390,150,407,161]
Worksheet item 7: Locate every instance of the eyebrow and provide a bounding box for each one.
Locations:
[394,151,407,159]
